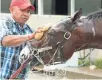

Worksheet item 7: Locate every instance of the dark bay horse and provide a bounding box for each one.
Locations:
[31,8,102,62]
[10,9,102,79]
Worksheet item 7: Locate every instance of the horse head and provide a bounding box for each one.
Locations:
[29,8,84,66]
[31,8,102,65]
[29,8,102,66]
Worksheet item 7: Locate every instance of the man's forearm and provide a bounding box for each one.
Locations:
[2,35,29,47]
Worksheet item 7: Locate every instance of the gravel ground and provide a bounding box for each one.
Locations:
[27,71,70,80]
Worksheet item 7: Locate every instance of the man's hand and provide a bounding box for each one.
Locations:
[35,25,50,40]
[28,24,51,40]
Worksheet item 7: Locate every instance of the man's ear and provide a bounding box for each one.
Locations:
[71,8,82,23]
[9,7,14,13]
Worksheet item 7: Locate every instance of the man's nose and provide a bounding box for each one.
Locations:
[23,11,30,16]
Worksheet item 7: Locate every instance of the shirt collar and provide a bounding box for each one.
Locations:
[9,15,28,30]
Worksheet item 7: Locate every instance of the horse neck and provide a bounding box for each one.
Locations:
[86,18,102,42]
[73,19,94,43]
[93,18,102,38]
[74,18,102,50]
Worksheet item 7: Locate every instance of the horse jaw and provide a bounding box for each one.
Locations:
[63,40,76,60]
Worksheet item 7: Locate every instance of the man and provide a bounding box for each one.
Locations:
[0,0,42,79]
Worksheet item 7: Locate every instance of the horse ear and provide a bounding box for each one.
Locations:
[71,8,82,23]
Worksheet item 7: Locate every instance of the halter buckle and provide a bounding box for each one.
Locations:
[64,31,71,40]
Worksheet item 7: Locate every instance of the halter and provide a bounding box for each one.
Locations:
[27,30,72,66]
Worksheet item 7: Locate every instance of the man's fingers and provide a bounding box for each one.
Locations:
[35,29,42,33]
[35,32,44,40]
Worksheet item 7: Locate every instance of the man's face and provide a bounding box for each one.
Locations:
[10,6,31,26]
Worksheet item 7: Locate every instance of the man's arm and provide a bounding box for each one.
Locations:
[2,33,35,47]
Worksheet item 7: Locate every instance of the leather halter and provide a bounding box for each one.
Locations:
[33,31,71,65]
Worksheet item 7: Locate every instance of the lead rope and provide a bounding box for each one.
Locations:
[77,48,94,67]
[47,46,60,65]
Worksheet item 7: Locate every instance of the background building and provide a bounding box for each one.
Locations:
[1,0,102,15]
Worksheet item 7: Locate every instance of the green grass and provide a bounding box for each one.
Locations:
[94,58,102,69]
[78,58,102,69]
[78,59,90,66]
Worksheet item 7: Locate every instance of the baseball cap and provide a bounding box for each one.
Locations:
[10,0,35,11]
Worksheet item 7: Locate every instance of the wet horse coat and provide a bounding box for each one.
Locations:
[35,9,102,61]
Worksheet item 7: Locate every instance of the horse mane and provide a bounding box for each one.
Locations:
[86,9,102,20]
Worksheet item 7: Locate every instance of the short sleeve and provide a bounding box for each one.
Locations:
[0,19,13,45]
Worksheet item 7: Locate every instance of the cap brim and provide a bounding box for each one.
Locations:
[29,5,35,11]
[19,4,35,11]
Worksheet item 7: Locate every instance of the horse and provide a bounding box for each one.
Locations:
[29,8,102,63]
[10,8,102,79]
